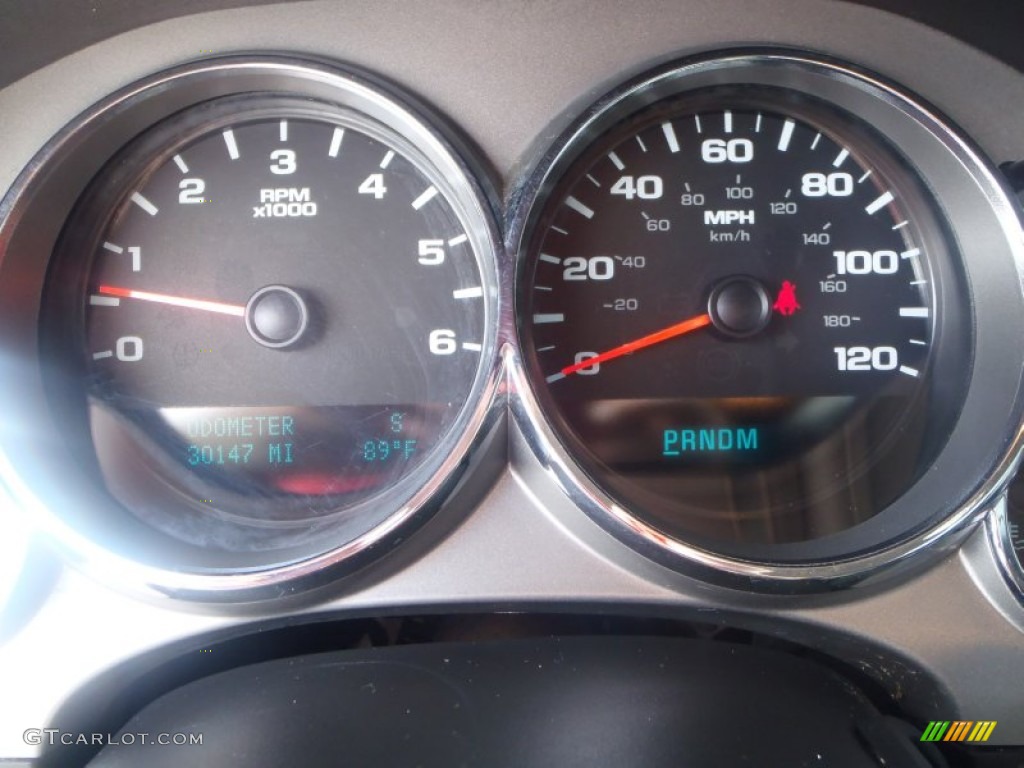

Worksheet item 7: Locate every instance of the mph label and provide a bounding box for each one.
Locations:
[704,208,754,243]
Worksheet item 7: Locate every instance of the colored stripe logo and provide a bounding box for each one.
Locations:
[920,721,997,742]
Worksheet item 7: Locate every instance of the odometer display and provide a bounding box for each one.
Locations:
[519,81,971,559]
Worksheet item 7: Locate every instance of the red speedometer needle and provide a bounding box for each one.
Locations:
[560,312,713,377]
[97,285,246,317]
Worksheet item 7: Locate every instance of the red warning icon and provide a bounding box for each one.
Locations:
[773,280,801,316]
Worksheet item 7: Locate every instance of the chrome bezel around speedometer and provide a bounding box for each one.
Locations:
[986,500,1024,606]
[985,463,1024,605]
[508,50,1024,591]
[0,56,504,602]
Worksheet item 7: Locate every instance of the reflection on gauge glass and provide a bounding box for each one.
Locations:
[44,92,497,550]
[516,56,973,564]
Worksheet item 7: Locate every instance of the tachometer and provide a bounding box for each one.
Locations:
[51,97,491,528]
[0,57,501,597]
[511,52,1024,583]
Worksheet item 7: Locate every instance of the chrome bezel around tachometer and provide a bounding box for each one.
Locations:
[0,56,504,602]
[508,50,1024,591]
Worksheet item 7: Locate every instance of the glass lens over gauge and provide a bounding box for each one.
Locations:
[518,81,971,560]
[44,92,497,551]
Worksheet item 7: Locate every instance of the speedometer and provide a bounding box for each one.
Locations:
[522,89,967,552]
[512,52,1024,581]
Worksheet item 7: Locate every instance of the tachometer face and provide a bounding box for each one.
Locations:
[517,80,971,561]
[45,92,498,551]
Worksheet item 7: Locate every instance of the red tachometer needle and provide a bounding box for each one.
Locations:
[560,312,713,377]
[97,285,245,317]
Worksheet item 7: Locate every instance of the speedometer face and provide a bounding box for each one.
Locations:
[518,80,971,561]
[45,92,497,548]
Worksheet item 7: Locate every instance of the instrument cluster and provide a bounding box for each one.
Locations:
[1,49,1023,600]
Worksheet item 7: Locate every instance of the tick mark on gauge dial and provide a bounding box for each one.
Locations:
[533,313,565,324]
[778,119,795,151]
[565,196,595,219]
[866,190,895,215]
[222,129,240,160]
[663,121,680,152]
[411,185,438,210]
[328,127,345,157]
[130,192,158,216]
